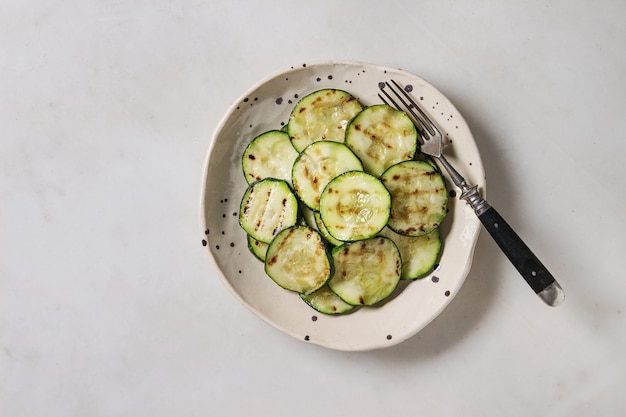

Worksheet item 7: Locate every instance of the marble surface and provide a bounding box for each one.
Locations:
[2,1,625,416]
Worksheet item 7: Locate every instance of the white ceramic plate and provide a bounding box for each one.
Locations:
[200,61,485,351]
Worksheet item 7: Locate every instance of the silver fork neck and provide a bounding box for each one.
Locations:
[437,154,490,216]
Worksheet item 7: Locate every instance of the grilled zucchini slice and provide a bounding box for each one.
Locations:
[314,211,344,247]
[380,160,448,236]
[247,235,269,262]
[345,104,418,176]
[378,227,441,279]
[239,178,299,244]
[265,225,333,294]
[287,89,363,152]
[292,141,363,211]
[328,236,402,306]
[300,284,356,315]
[319,171,391,242]
[242,130,299,184]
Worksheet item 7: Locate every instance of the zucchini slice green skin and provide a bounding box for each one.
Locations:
[287,89,363,152]
[378,227,441,280]
[247,234,269,262]
[242,130,299,184]
[239,178,299,244]
[380,160,448,236]
[328,236,402,306]
[319,171,391,242]
[314,211,344,247]
[265,226,333,295]
[300,204,318,229]
[345,104,418,177]
[292,141,363,211]
[300,284,356,315]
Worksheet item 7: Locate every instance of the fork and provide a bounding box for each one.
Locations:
[379,80,564,307]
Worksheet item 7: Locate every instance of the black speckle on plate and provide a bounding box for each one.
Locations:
[311,316,318,322]
[445,290,451,297]
[201,239,207,247]
[276,97,283,105]
[304,335,310,341]
[431,276,439,283]
[386,334,392,340]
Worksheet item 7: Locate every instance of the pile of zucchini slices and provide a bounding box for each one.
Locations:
[239,89,448,315]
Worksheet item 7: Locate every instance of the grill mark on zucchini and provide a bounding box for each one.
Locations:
[328,236,401,306]
[320,171,390,242]
[287,89,363,152]
[239,179,299,243]
[380,160,448,236]
[292,141,363,211]
[242,130,298,184]
[377,227,441,279]
[264,226,333,294]
[345,104,418,176]
[300,283,355,315]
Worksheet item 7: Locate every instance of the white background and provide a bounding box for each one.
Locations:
[2,1,625,416]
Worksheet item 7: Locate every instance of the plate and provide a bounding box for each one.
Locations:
[200,61,485,351]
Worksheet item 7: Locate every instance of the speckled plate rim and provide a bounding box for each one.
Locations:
[200,61,485,351]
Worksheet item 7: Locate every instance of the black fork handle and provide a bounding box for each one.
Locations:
[477,205,563,305]
[435,154,564,306]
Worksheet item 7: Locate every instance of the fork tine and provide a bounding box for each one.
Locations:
[389,80,436,137]
[379,80,437,138]
[378,88,425,141]
[377,85,401,111]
